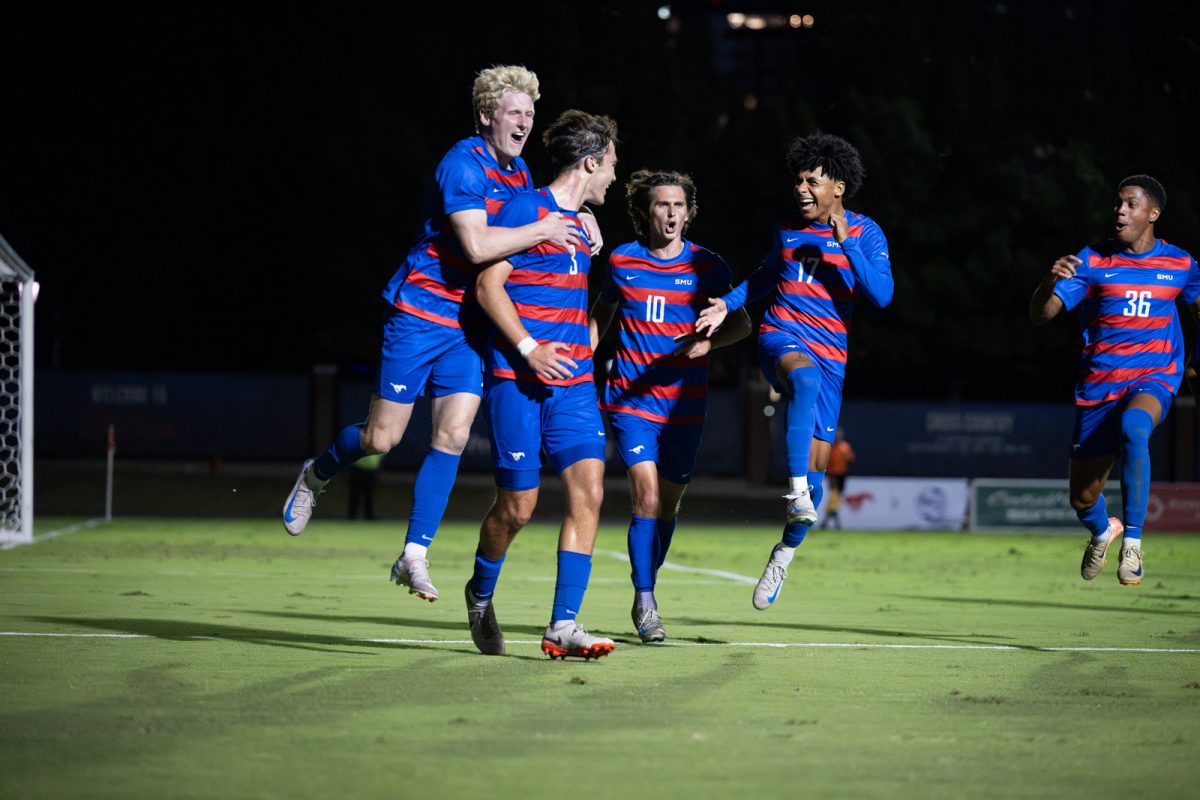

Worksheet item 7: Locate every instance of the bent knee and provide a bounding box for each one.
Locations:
[361,428,399,455]
[431,425,471,455]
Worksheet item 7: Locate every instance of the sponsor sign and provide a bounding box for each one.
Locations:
[970,480,1200,532]
[830,477,970,531]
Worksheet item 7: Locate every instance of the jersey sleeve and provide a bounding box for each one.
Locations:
[436,153,488,216]
[1180,255,1200,306]
[600,263,620,304]
[841,220,893,308]
[1052,247,1092,312]
[493,195,540,270]
[724,225,785,312]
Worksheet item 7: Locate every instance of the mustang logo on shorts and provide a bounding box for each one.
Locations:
[629,445,645,454]
[508,451,526,461]
[390,383,407,394]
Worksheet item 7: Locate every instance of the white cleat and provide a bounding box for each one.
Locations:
[282,459,321,536]
[785,491,817,526]
[1117,541,1143,586]
[753,543,791,610]
[1080,517,1123,581]
[391,556,439,602]
[541,622,615,660]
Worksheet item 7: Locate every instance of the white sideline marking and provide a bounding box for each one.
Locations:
[3,631,1197,654]
[1,518,110,550]
[596,548,758,585]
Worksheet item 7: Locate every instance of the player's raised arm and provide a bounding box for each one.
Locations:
[832,214,893,308]
[1029,255,1081,324]
[450,208,579,265]
[476,260,577,381]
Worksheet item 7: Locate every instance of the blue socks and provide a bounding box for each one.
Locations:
[404,448,462,547]
[468,547,505,601]
[785,367,821,476]
[312,424,367,481]
[551,551,591,623]
[1076,494,1110,540]
[782,470,825,548]
[1120,407,1154,541]
[654,516,677,580]
[627,516,656,593]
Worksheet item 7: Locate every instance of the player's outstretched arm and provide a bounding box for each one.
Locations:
[675,305,750,358]
[1029,255,1079,324]
[450,208,580,265]
[476,261,578,382]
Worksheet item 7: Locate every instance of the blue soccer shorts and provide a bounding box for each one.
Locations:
[376,308,484,403]
[1071,380,1174,460]
[486,378,607,490]
[758,329,844,443]
[608,411,704,485]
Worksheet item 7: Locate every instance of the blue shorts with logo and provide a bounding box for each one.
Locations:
[486,378,607,490]
[608,411,704,485]
[1071,381,1173,460]
[758,329,844,444]
[376,308,484,403]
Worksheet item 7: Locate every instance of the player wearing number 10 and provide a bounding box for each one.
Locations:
[695,132,893,611]
[590,170,751,643]
[1029,175,1200,587]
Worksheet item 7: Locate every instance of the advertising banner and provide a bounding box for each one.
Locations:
[970,480,1200,532]
[831,477,970,531]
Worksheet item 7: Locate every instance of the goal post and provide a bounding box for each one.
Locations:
[0,233,35,545]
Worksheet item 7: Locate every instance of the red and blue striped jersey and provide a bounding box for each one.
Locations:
[1053,238,1200,406]
[487,189,594,386]
[381,136,533,329]
[600,240,734,425]
[723,210,893,377]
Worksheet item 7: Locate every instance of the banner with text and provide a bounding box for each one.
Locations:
[830,477,970,531]
[970,480,1200,532]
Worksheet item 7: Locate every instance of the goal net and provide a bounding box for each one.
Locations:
[0,234,34,545]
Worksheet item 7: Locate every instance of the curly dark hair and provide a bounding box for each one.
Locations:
[785,132,865,198]
[625,169,699,241]
[541,109,619,177]
[1118,174,1167,211]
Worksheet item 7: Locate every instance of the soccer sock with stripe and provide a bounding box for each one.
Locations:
[311,423,366,482]
[551,550,591,624]
[627,516,656,593]
[785,366,821,481]
[468,547,505,602]
[404,448,461,548]
[1120,407,1154,542]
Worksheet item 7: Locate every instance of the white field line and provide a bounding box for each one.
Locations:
[0,517,110,550]
[1,631,1198,654]
[595,548,759,585]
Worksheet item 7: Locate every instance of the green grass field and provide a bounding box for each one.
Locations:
[2,518,1199,799]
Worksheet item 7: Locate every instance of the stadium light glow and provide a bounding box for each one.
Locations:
[789,14,802,28]
[803,14,815,27]
[657,5,671,21]
[726,12,746,29]
[745,15,766,30]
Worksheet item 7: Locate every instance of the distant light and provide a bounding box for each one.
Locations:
[657,5,671,20]
[743,93,759,111]
[789,14,802,28]
[745,15,766,30]
[727,12,745,29]
[802,14,815,27]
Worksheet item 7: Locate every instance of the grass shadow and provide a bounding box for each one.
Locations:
[889,594,1200,617]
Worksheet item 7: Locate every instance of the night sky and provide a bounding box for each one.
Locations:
[3,1,1197,402]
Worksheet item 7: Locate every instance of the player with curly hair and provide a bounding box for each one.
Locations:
[696,132,893,610]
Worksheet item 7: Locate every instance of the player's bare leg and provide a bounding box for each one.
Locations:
[391,392,482,602]
[465,487,538,656]
[1071,455,1120,580]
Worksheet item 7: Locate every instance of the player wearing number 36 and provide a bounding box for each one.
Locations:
[1030,175,1200,587]
[694,132,893,612]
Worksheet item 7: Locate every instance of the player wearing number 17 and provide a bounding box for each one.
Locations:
[1029,175,1200,587]
[694,132,893,611]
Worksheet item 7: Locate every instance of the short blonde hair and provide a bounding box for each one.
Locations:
[473,65,541,132]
